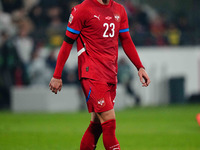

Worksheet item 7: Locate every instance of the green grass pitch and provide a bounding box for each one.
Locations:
[0,104,199,150]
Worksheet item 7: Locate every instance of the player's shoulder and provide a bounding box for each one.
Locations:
[112,1,126,13]
[113,1,125,9]
[71,0,91,14]
[71,3,84,13]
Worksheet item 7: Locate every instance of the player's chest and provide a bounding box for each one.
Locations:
[84,8,121,37]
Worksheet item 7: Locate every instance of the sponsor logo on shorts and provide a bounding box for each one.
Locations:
[97,98,106,108]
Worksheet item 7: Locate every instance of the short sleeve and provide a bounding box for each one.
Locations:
[119,6,129,33]
[67,5,86,34]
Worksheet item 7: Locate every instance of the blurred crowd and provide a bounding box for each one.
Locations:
[0,0,199,88]
[118,0,198,46]
[0,0,81,88]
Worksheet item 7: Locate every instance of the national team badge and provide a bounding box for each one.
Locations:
[114,14,121,22]
[69,14,73,23]
[97,98,106,108]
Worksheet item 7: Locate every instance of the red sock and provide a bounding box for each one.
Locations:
[80,121,102,150]
[101,119,120,150]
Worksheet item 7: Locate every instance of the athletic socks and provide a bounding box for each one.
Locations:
[80,119,120,150]
[80,121,102,150]
[101,119,120,150]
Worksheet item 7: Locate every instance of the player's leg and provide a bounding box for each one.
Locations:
[80,112,102,150]
[94,83,120,150]
[96,109,120,150]
[80,79,120,149]
[80,79,102,150]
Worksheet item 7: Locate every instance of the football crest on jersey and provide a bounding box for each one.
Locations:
[69,14,73,23]
[97,98,106,108]
[114,14,121,22]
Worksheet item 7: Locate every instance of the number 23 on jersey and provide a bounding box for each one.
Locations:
[103,23,115,38]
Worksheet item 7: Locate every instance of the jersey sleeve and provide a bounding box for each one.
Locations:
[66,5,86,35]
[119,6,129,33]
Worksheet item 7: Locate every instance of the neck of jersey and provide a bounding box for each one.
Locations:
[93,0,113,8]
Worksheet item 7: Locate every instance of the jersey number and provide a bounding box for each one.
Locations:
[103,23,115,38]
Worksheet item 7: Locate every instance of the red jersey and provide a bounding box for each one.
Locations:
[67,0,129,84]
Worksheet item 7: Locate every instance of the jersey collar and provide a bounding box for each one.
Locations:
[92,0,113,8]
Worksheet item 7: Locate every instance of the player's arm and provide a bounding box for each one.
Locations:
[49,30,79,94]
[119,6,150,87]
[119,32,144,70]
[49,5,85,94]
[119,32,150,87]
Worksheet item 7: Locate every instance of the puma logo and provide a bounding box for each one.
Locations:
[94,15,100,20]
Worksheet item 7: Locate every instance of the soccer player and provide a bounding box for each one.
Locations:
[49,0,150,149]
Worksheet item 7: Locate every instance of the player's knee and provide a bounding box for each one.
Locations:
[97,109,115,123]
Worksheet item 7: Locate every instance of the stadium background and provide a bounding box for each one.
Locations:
[0,0,200,150]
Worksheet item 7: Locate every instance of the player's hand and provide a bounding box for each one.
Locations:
[138,68,150,87]
[49,77,62,94]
